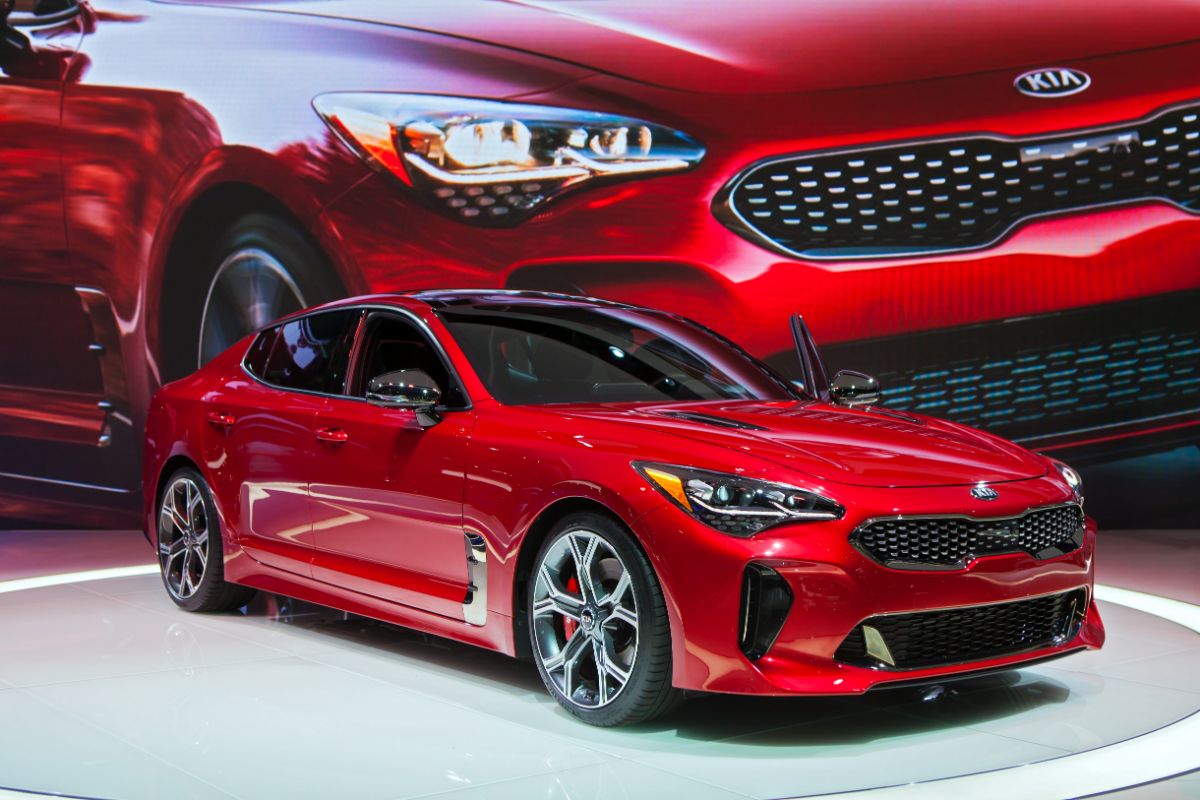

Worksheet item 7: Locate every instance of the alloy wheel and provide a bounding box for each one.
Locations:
[197,247,306,367]
[532,529,639,709]
[158,476,210,601]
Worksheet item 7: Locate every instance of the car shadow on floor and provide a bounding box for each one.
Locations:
[235,591,1072,746]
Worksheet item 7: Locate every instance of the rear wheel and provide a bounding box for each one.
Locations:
[162,212,343,380]
[157,467,254,612]
[528,512,683,726]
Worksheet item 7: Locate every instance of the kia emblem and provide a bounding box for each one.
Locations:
[1014,68,1091,98]
[971,485,1000,501]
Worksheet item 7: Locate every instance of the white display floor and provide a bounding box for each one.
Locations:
[1,530,1198,800]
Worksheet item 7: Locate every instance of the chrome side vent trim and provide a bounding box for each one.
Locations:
[462,531,488,626]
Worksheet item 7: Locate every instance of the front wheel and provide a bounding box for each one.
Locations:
[528,512,683,726]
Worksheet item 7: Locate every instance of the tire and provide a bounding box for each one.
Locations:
[528,512,683,726]
[156,467,255,613]
[161,212,343,381]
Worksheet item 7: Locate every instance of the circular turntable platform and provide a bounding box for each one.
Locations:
[1,568,1198,800]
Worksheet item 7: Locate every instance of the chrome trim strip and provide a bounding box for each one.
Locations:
[850,501,1085,571]
[462,531,488,626]
[0,470,131,494]
[713,98,1200,261]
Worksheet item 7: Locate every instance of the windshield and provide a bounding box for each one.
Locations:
[439,303,799,405]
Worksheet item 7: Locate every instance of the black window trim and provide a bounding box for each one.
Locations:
[240,304,473,411]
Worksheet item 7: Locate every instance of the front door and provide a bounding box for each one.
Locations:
[309,310,474,619]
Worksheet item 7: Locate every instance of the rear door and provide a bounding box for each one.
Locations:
[203,309,360,577]
[309,309,475,620]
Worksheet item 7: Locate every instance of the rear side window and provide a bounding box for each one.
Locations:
[257,310,361,394]
[243,325,278,378]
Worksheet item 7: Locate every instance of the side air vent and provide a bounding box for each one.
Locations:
[738,564,793,660]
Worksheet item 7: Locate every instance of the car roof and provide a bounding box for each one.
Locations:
[306,289,644,314]
[410,288,640,310]
[257,289,654,334]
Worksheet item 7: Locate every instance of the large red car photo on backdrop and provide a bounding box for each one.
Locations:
[1,1,1198,798]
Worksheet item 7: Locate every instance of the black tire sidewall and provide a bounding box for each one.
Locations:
[157,467,230,613]
[528,512,675,726]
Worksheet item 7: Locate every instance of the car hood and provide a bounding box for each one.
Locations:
[221,0,1200,93]
[551,400,1047,488]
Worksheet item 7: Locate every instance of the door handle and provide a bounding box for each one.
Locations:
[206,411,236,427]
[315,426,349,444]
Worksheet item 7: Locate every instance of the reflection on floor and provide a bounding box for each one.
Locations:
[0,528,1197,800]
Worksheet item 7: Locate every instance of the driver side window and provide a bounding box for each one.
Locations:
[351,313,468,409]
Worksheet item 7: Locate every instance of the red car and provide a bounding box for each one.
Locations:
[143,291,1102,726]
[3,0,1199,528]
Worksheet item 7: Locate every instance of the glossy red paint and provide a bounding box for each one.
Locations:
[4,0,1200,526]
[143,292,1103,695]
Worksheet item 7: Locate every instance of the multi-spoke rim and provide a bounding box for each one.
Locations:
[197,247,306,367]
[158,477,210,602]
[532,529,639,709]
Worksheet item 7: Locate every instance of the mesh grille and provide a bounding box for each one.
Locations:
[835,589,1087,669]
[820,291,1200,443]
[723,104,1200,258]
[852,505,1084,569]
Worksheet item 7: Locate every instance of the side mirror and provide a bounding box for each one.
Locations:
[366,369,442,427]
[830,370,880,407]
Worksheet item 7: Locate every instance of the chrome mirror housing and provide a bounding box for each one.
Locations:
[366,369,442,426]
[830,370,881,407]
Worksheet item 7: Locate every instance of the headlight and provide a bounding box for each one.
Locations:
[634,462,844,537]
[1051,458,1084,503]
[313,93,705,226]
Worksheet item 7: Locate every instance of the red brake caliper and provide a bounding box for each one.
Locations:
[563,576,580,639]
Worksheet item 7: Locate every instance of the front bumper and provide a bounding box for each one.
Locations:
[632,479,1103,695]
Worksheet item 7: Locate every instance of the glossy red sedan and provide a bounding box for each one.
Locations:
[143,291,1103,725]
[3,0,1199,529]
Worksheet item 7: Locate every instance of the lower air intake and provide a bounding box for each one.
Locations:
[835,589,1087,669]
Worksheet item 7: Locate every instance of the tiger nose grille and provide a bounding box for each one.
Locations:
[852,505,1084,570]
[835,589,1087,669]
[721,104,1200,258]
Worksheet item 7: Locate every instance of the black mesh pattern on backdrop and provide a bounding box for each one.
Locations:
[820,291,1200,443]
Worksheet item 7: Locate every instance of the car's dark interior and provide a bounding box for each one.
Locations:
[442,309,767,405]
